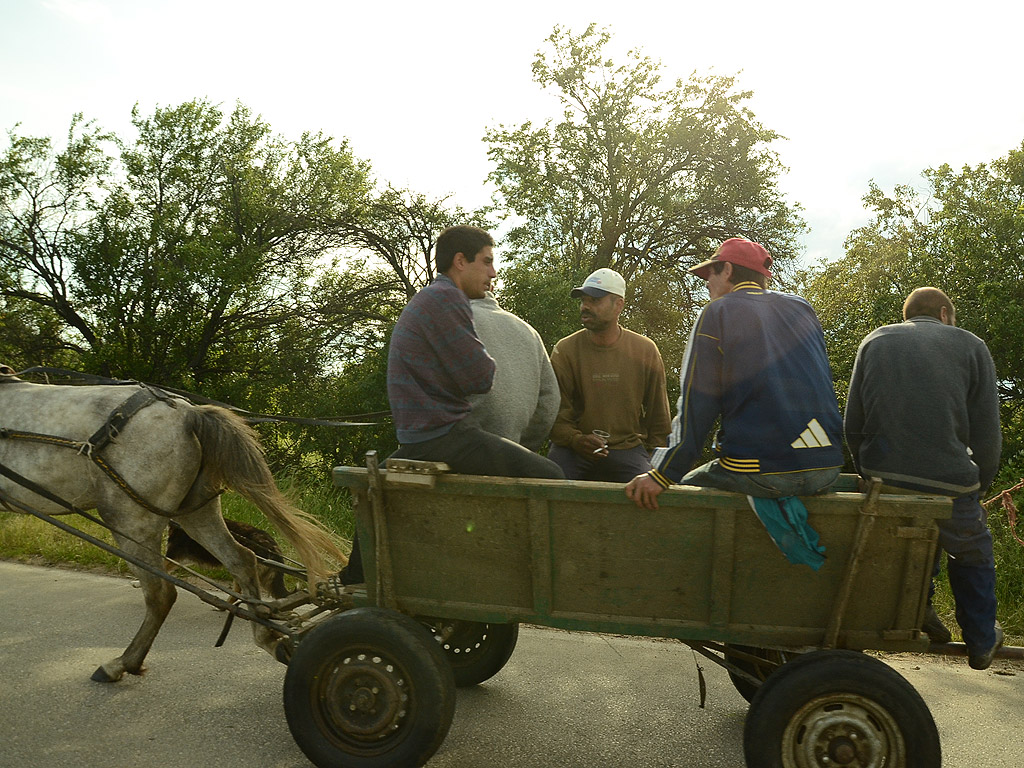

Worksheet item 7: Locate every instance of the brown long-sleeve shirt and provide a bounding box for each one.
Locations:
[549,327,671,452]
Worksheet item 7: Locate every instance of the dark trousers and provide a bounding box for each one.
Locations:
[340,421,564,584]
[929,491,998,654]
[547,443,652,483]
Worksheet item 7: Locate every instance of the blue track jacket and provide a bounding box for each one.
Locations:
[650,283,843,487]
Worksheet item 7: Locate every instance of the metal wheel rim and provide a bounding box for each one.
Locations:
[311,648,413,752]
[430,620,490,658]
[781,692,906,768]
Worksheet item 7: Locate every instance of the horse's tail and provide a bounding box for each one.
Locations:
[185,405,348,588]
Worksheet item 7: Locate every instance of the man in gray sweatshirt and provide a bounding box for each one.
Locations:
[465,292,560,452]
[845,287,1003,669]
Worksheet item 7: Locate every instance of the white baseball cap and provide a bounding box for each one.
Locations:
[570,268,626,299]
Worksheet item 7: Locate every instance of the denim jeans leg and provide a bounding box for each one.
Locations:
[938,492,997,653]
[948,559,997,653]
[681,460,839,497]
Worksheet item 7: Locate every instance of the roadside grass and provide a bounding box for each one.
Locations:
[990,504,1024,641]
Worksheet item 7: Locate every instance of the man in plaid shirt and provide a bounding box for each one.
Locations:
[339,225,562,584]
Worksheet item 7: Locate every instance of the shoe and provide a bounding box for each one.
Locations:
[968,621,1004,670]
[921,605,952,644]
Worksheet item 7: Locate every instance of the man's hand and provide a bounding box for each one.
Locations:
[572,433,608,460]
[625,473,665,510]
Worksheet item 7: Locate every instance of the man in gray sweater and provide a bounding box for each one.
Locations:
[845,287,1003,669]
[465,292,559,452]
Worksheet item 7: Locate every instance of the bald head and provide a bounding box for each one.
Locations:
[903,287,956,326]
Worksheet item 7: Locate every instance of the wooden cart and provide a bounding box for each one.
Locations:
[281,455,968,768]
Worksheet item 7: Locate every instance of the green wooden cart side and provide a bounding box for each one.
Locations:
[333,462,952,654]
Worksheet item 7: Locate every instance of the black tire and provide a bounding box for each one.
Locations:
[420,618,519,687]
[743,649,941,768]
[283,607,456,768]
[724,644,799,704]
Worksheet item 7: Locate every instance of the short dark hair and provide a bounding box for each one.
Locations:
[710,260,767,289]
[903,287,955,322]
[435,226,494,274]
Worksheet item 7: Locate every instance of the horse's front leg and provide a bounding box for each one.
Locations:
[92,528,177,682]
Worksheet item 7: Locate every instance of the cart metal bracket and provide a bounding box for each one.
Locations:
[384,459,451,488]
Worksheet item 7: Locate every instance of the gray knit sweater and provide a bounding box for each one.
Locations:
[464,294,559,451]
[844,316,1001,495]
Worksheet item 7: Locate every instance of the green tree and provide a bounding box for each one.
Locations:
[0,100,380,406]
[487,25,803,280]
[346,186,491,300]
[799,182,939,397]
[0,115,113,363]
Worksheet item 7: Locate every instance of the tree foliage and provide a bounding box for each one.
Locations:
[0,101,384,402]
[485,25,804,282]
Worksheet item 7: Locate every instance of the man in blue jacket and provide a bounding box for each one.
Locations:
[626,238,843,509]
[845,287,1003,669]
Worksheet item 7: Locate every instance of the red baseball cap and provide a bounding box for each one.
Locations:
[689,238,773,280]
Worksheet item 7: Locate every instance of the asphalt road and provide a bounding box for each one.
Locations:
[1,561,1021,767]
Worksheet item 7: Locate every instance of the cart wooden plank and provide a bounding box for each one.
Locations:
[334,467,951,653]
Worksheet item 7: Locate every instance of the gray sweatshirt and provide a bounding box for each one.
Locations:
[464,294,559,452]
[845,316,1002,496]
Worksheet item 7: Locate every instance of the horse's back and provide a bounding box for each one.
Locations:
[1,381,154,436]
[0,381,201,514]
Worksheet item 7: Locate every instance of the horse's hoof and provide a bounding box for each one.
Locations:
[91,665,120,683]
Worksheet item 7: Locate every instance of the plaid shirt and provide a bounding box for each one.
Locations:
[387,275,495,444]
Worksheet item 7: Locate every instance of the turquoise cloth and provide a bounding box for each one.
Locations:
[747,495,826,571]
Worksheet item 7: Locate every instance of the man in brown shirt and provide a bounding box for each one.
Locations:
[548,268,671,482]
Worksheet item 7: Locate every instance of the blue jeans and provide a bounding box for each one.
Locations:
[548,443,652,483]
[680,459,840,498]
[929,491,998,654]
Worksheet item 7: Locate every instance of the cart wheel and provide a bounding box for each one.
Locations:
[283,607,456,768]
[724,644,798,704]
[743,649,940,768]
[420,618,519,687]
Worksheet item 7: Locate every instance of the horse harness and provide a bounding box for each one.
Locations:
[0,383,185,517]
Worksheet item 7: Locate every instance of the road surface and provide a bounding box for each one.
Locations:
[1,561,1020,767]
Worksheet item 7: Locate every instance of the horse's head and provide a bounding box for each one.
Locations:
[0,364,18,379]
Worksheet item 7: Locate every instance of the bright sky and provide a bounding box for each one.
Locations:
[2,0,1022,265]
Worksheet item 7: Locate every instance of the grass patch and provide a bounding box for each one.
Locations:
[0,513,133,575]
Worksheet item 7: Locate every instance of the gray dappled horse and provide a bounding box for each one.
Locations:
[0,369,346,682]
